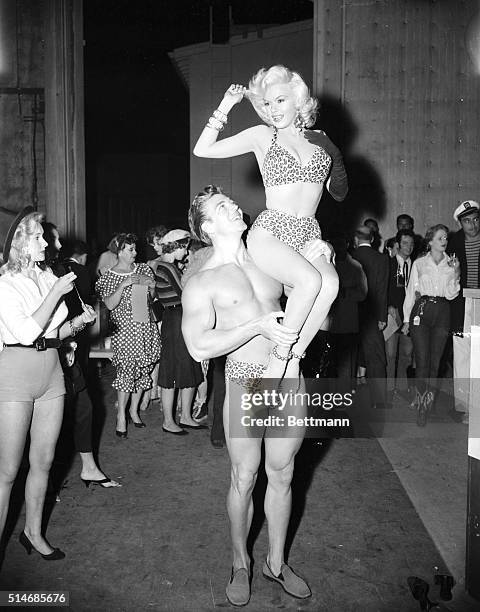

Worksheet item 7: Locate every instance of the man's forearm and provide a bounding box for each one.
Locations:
[184,319,260,362]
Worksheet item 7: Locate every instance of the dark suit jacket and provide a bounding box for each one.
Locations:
[330,254,368,334]
[387,255,414,322]
[447,229,480,332]
[352,245,389,323]
[63,258,94,318]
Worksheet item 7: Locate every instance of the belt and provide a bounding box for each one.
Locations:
[419,295,447,303]
[4,338,62,351]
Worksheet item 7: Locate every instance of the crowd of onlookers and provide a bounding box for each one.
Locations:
[52,201,479,445]
[74,201,479,438]
[324,204,478,427]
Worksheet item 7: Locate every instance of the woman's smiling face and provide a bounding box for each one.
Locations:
[262,83,297,128]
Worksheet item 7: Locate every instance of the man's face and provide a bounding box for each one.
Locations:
[203,194,247,240]
[397,217,413,231]
[459,211,480,238]
[398,235,414,259]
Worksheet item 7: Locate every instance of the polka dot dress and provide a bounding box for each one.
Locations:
[95,263,161,393]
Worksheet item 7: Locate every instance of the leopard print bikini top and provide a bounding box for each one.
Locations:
[261,128,332,188]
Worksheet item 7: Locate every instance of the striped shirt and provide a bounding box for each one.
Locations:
[151,261,182,308]
[465,235,480,289]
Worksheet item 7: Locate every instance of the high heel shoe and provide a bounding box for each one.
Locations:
[81,477,122,488]
[115,430,127,438]
[127,414,146,428]
[19,531,65,560]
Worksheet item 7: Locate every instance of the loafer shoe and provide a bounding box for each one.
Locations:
[262,560,311,599]
[226,567,250,607]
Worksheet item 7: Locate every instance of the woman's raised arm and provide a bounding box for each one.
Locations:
[193,84,264,159]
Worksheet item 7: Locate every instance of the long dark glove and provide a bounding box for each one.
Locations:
[304,130,348,201]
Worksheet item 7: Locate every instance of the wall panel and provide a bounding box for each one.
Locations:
[314,0,480,240]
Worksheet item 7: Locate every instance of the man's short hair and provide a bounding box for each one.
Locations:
[363,218,378,230]
[397,214,414,226]
[189,185,223,245]
[395,229,415,244]
[354,225,373,242]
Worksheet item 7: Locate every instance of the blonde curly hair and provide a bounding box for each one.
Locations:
[1,212,44,274]
[246,65,318,128]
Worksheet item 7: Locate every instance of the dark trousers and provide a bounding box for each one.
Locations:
[359,317,387,403]
[211,355,226,442]
[64,388,93,453]
[331,332,358,390]
[409,299,450,394]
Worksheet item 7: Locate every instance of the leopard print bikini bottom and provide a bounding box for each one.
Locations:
[249,208,332,262]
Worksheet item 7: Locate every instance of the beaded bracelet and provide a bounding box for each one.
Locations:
[206,116,225,131]
[271,345,292,361]
[213,109,227,123]
[69,318,86,337]
[290,349,306,360]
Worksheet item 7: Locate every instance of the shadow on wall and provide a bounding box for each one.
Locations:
[314,93,386,238]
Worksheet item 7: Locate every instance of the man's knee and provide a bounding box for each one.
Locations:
[265,459,295,490]
[230,464,257,497]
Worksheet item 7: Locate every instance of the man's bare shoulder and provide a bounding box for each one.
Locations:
[183,259,236,291]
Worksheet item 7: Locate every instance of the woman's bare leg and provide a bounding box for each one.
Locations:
[178,387,197,426]
[285,257,339,379]
[116,391,129,433]
[161,387,182,433]
[248,228,327,378]
[0,402,32,540]
[25,395,64,555]
[128,390,144,423]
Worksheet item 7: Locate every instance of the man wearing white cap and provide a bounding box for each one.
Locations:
[448,200,480,422]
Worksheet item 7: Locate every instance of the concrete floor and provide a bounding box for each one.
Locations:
[0,365,478,612]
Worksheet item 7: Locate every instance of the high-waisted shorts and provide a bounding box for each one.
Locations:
[0,347,65,402]
[249,208,332,262]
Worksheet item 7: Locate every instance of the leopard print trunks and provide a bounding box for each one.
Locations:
[249,208,332,262]
[225,358,266,381]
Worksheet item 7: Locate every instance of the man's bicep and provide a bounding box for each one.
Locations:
[181,283,215,350]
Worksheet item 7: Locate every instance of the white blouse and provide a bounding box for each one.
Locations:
[0,267,68,350]
[403,253,460,323]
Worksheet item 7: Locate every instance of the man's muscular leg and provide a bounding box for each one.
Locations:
[223,388,262,571]
[262,386,311,599]
[263,434,303,573]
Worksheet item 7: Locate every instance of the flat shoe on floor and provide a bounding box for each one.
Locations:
[262,560,311,599]
[226,567,250,607]
[162,426,188,436]
[179,423,208,430]
[211,438,225,449]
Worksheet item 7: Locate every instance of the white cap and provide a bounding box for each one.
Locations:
[453,200,480,222]
[159,229,191,244]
